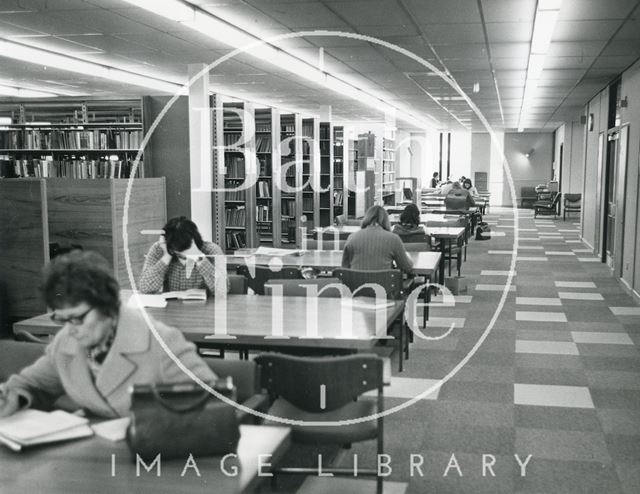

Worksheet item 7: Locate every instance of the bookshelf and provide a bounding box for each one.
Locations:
[347,136,358,217]
[319,121,332,226]
[0,99,145,180]
[301,118,316,228]
[382,136,396,205]
[332,126,345,220]
[279,113,301,246]
[220,101,257,252]
[255,108,276,245]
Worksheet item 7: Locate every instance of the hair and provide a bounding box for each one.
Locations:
[432,172,439,178]
[40,250,120,318]
[399,203,420,227]
[463,178,473,189]
[451,181,462,190]
[163,216,203,255]
[360,205,391,231]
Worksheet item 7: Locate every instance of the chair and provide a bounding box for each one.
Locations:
[237,265,302,295]
[255,353,385,494]
[202,357,269,424]
[228,273,248,294]
[520,186,538,208]
[303,239,347,251]
[563,193,582,220]
[332,268,408,371]
[534,192,561,218]
[0,340,45,381]
[264,277,342,297]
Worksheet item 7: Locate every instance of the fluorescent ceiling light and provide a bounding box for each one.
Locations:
[0,117,12,124]
[0,83,58,98]
[526,54,546,82]
[123,0,194,22]
[531,10,560,54]
[538,0,563,10]
[0,39,183,94]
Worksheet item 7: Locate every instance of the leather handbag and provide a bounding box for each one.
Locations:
[126,379,240,461]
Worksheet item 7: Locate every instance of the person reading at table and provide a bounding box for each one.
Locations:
[342,205,414,275]
[392,204,424,238]
[139,216,225,295]
[444,181,476,211]
[462,178,479,198]
[0,251,215,418]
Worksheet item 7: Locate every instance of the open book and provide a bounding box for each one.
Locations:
[0,409,93,451]
[162,288,207,302]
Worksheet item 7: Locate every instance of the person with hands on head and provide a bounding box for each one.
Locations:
[139,216,227,295]
[0,250,215,419]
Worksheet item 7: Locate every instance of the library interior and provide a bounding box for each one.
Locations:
[1,0,640,493]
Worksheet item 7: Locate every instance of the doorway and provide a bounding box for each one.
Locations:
[602,125,629,274]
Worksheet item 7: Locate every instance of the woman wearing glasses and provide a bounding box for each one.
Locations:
[0,251,215,418]
[139,216,225,295]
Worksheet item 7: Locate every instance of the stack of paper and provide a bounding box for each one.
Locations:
[0,410,93,451]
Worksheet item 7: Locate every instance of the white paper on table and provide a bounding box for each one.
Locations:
[127,294,168,308]
[254,246,302,256]
[91,417,130,442]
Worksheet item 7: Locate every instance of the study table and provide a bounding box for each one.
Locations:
[14,293,405,357]
[226,249,441,279]
[0,424,290,494]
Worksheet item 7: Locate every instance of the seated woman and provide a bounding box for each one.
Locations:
[392,204,424,239]
[462,178,479,197]
[444,182,476,211]
[0,251,215,418]
[139,216,225,295]
[342,205,414,275]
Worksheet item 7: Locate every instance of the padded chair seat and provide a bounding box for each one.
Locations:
[266,397,378,444]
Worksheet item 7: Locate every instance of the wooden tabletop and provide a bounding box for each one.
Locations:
[423,226,466,239]
[15,294,405,352]
[0,424,290,494]
[227,250,440,277]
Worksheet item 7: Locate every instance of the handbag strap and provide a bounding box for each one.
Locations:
[150,385,211,412]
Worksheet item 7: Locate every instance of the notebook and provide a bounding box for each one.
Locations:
[0,409,93,451]
[162,288,207,302]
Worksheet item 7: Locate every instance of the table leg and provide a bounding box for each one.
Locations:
[448,239,452,277]
[439,240,446,284]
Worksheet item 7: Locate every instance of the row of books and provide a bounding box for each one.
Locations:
[257,180,271,198]
[281,123,295,134]
[225,206,246,227]
[334,162,343,174]
[6,157,144,179]
[256,136,272,153]
[226,156,245,177]
[281,198,296,217]
[225,188,245,201]
[302,197,313,212]
[256,205,271,222]
[319,125,330,140]
[223,132,244,147]
[258,157,271,176]
[334,190,344,206]
[0,129,142,150]
[225,231,246,250]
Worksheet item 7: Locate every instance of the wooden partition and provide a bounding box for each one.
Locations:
[0,179,49,320]
[0,178,166,320]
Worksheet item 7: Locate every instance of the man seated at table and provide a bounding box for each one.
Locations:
[0,251,215,418]
[444,182,476,211]
[139,216,226,295]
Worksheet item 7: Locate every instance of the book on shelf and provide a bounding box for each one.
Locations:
[226,231,247,250]
[225,206,247,227]
[0,409,93,452]
[256,205,271,221]
[256,135,272,153]
[225,155,245,177]
[257,181,271,198]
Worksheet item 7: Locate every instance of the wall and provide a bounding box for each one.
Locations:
[143,95,191,220]
[502,132,554,207]
[396,130,411,177]
[620,59,640,291]
[471,132,491,189]
[450,131,471,180]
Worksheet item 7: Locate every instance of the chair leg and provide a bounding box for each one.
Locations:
[398,321,404,372]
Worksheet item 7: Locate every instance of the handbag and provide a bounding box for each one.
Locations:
[475,222,491,240]
[126,379,240,461]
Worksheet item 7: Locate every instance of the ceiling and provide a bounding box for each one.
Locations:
[0,0,639,132]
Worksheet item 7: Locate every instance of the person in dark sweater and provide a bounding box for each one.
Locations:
[392,204,423,237]
[430,172,439,188]
[342,205,414,274]
[444,182,476,211]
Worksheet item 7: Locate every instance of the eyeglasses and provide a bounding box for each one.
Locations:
[50,307,93,325]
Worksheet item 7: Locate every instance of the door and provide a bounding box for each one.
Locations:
[594,132,605,256]
[603,126,629,271]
